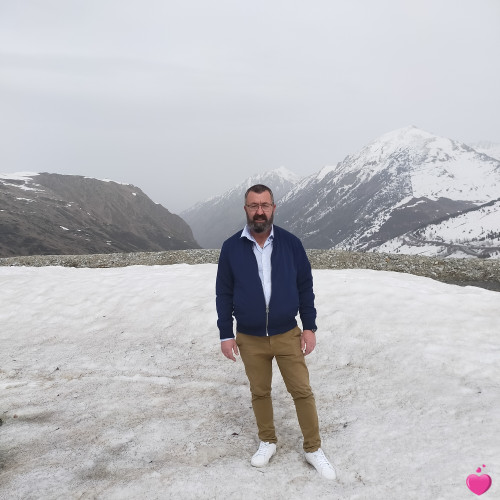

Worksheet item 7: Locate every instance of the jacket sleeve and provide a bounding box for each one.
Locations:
[216,242,235,340]
[295,240,317,331]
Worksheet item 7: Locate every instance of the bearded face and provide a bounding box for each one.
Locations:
[244,189,276,234]
[246,209,274,233]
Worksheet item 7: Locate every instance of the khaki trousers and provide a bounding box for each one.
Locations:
[236,326,321,452]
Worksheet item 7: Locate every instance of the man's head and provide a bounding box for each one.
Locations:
[244,184,276,234]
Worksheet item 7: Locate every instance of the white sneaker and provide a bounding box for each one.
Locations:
[251,441,276,467]
[304,448,337,480]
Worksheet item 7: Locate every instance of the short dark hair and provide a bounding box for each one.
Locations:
[244,184,274,204]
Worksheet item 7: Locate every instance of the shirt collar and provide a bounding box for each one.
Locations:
[241,224,274,245]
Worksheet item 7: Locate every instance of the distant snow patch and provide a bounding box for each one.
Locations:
[272,166,301,183]
[315,165,336,182]
[0,171,39,181]
[404,200,426,209]
[84,176,133,186]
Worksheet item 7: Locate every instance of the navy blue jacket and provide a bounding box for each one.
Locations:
[216,225,317,340]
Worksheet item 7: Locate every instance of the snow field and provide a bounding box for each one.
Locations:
[0,264,499,499]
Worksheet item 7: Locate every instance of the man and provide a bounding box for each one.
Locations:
[215,184,336,480]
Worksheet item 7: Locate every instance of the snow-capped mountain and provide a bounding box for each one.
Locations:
[277,126,500,254]
[0,172,199,257]
[181,167,300,248]
[374,198,500,258]
[469,141,500,162]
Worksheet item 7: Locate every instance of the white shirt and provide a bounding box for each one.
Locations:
[241,224,274,306]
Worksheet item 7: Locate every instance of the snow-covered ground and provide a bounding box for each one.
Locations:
[1,264,499,499]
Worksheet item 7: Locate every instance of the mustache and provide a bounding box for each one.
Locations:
[253,214,268,221]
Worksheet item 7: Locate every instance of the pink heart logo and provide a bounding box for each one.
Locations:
[466,474,492,496]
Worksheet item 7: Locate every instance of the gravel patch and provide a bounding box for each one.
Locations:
[1,249,499,291]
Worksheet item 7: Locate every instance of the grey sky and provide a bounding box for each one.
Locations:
[1,0,499,212]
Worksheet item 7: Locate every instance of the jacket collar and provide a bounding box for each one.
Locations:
[241,224,274,245]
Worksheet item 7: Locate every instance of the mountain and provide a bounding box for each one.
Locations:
[468,141,500,162]
[0,172,200,257]
[181,167,300,248]
[375,198,500,258]
[277,126,500,254]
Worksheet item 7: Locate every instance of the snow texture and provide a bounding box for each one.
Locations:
[342,127,499,203]
[0,172,39,181]
[470,141,500,162]
[1,264,499,499]
[377,200,500,258]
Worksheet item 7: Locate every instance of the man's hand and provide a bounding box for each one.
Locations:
[221,339,239,361]
[301,330,316,355]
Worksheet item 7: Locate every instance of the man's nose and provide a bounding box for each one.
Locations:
[256,204,265,213]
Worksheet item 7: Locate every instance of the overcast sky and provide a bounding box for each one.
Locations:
[1,1,499,212]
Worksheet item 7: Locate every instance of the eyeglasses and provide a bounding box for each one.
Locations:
[245,203,274,212]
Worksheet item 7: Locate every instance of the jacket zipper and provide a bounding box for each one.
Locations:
[261,277,270,336]
[255,240,271,336]
[265,305,269,336]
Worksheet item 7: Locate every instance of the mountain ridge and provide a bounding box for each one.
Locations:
[274,127,499,256]
[182,126,499,258]
[0,172,199,257]
[3,127,499,258]
[181,167,300,248]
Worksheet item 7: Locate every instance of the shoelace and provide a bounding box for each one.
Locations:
[255,442,272,457]
[312,450,332,469]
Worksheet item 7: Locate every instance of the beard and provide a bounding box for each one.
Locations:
[247,211,274,234]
